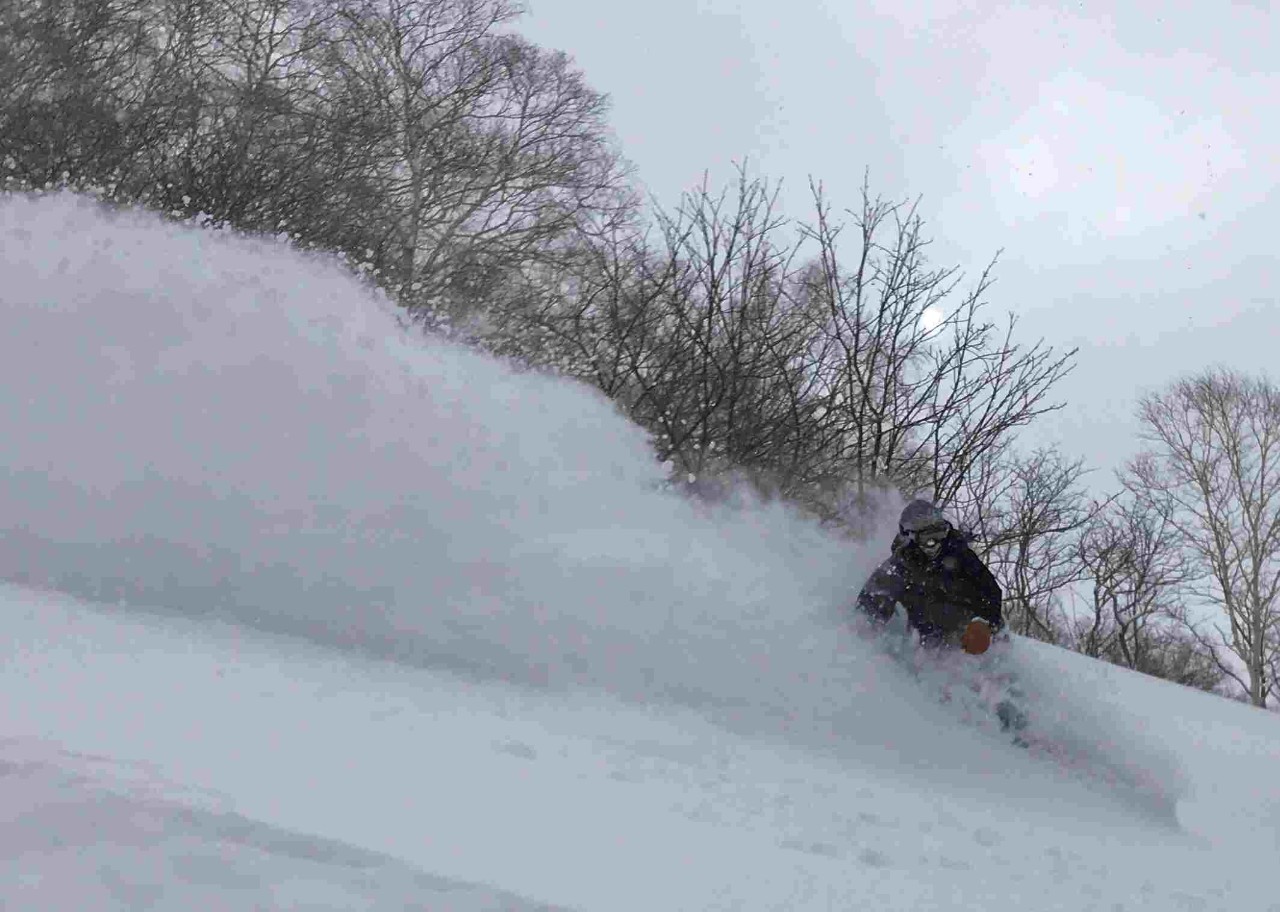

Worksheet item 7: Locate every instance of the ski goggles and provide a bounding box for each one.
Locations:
[899,524,949,548]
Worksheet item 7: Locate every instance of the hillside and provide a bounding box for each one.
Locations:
[1,193,1277,910]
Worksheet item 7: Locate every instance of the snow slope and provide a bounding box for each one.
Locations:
[2,193,1278,910]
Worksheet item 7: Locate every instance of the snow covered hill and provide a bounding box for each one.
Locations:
[2,193,1278,910]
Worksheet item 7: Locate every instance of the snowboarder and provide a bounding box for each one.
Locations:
[856,500,1003,654]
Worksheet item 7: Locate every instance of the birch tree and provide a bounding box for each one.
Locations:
[1123,368,1280,707]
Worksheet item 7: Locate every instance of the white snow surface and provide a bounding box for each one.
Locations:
[1,192,1278,910]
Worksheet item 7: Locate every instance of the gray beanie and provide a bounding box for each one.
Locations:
[899,499,949,532]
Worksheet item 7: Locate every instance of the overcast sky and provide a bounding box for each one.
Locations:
[516,0,1278,490]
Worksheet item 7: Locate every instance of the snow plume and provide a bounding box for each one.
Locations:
[0,193,1186,810]
[0,193,881,720]
[871,627,1191,820]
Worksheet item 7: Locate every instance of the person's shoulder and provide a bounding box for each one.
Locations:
[945,525,975,545]
[947,534,995,574]
[942,531,980,563]
[871,551,906,577]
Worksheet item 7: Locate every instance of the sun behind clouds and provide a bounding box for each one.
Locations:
[919,306,945,333]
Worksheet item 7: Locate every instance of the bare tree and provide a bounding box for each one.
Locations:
[0,0,168,191]
[478,169,818,490]
[1072,494,1209,678]
[1123,368,1280,707]
[1138,626,1227,693]
[485,168,1079,535]
[949,446,1098,642]
[569,172,826,497]
[1,0,632,318]
[137,0,346,226]
[316,0,632,318]
[797,178,1077,507]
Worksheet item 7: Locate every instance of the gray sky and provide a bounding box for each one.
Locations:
[517,0,1278,491]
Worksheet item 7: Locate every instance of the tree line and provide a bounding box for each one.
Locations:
[3,0,1276,709]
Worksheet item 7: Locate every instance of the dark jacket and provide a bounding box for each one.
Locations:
[856,530,1003,646]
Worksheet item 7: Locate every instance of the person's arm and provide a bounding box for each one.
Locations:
[962,550,1003,632]
[856,560,902,624]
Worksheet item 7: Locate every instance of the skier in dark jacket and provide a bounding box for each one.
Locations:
[856,500,1003,653]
